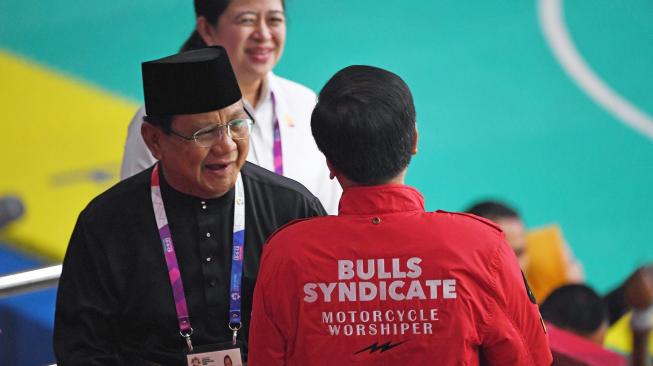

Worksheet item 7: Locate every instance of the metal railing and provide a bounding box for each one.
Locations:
[0,265,61,365]
[0,264,61,299]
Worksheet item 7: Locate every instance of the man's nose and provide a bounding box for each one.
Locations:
[210,132,237,154]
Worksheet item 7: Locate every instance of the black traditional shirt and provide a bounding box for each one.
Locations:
[54,162,326,365]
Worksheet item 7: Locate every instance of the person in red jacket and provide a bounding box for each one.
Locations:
[248,65,552,365]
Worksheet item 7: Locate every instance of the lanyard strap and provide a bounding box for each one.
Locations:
[228,171,246,342]
[151,163,246,351]
[271,92,283,175]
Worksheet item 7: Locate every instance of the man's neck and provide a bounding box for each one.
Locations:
[338,170,407,190]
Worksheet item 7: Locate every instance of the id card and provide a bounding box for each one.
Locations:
[186,343,243,366]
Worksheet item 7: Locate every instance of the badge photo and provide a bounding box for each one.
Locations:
[186,346,243,366]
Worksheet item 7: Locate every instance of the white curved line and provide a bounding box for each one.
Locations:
[538,0,653,141]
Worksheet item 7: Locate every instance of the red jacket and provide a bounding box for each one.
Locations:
[249,185,552,365]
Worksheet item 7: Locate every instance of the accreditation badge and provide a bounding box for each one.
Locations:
[186,341,244,366]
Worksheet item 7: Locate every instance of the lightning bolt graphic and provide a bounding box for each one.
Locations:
[354,340,407,355]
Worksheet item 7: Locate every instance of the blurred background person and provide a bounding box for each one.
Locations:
[468,200,653,364]
[466,200,652,321]
[121,0,341,213]
[541,284,612,345]
[466,200,583,300]
[541,284,652,366]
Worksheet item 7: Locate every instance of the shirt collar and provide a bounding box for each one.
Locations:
[338,184,425,215]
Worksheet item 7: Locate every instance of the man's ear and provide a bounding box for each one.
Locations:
[141,122,163,160]
[411,126,419,155]
[196,16,217,46]
[326,160,338,180]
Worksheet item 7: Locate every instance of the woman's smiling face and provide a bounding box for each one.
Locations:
[203,0,286,84]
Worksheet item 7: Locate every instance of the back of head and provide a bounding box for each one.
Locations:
[466,200,520,221]
[311,65,416,185]
[540,284,609,337]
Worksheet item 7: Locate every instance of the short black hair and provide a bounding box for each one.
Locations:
[466,200,520,221]
[540,284,609,336]
[311,65,416,185]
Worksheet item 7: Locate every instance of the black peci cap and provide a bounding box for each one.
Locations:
[141,46,241,117]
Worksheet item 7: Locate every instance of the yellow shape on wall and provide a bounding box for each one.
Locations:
[0,50,137,260]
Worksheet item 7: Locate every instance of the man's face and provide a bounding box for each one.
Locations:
[151,101,250,199]
[495,217,529,270]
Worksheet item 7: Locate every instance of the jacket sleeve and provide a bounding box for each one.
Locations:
[248,243,292,366]
[54,212,121,365]
[120,105,156,180]
[480,234,553,365]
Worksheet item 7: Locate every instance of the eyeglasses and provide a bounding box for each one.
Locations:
[168,110,256,148]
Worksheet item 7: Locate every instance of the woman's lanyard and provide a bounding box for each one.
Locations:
[249,91,283,174]
[271,92,283,175]
[150,163,245,352]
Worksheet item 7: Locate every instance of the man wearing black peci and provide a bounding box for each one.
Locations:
[54,46,325,365]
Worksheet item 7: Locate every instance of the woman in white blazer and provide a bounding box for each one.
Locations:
[121,0,341,213]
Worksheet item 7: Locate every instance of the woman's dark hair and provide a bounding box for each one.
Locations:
[540,284,609,336]
[180,0,230,52]
[180,0,286,52]
[223,354,232,364]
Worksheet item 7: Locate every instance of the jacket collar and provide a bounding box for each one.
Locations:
[338,184,425,215]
